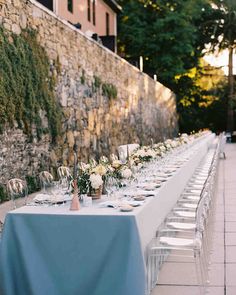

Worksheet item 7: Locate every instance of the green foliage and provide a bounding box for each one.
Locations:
[117,0,212,88]
[199,0,236,131]
[91,73,118,99]
[117,0,232,132]
[201,0,236,51]
[0,184,8,203]
[94,75,102,89]
[25,175,40,194]
[0,26,62,140]
[92,75,102,93]
[102,83,118,99]
[175,63,228,133]
[77,173,90,194]
[81,69,86,84]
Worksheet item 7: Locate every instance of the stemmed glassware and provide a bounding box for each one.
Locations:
[105,176,116,199]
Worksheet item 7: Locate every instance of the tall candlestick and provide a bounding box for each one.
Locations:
[73,152,77,179]
[151,138,154,148]
[70,143,80,211]
[70,179,80,211]
[73,144,78,179]
[126,144,129,161]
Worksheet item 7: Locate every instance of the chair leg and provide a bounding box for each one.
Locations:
[195,251,205,295]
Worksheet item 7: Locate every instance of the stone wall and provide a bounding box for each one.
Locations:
[0,0,178,188]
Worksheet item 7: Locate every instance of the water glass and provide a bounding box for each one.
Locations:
[83,195,93,207]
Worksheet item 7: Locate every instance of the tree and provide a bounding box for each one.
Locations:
[200,0,236,131]
[117,0,230,133]
[175,61,227,133]
[117,0,212,88]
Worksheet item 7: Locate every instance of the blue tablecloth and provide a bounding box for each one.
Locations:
[0,213,145,295]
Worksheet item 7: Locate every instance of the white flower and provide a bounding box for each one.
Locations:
[159,145,166,152]
[129,159,135,166]
[89,174,103,189]
[146,149,156,158]
[137,163,143,170]
[121,168,132,179]
[112,160,122,169]
[135,149,146,157]
[99,156,109,164]
[92,164,107,176]
[165,144,172,150]
[79,162,90,172]
[155,149,162,156]
[107,165,115,173]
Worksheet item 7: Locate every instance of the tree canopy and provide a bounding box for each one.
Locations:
[117,0,212,88]
[117,0,234,132]
[200,0,236,131]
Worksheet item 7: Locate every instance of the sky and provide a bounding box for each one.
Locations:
[204,49,236,76]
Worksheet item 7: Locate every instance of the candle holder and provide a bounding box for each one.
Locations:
[70,144,80,211]
[70,179,80,211]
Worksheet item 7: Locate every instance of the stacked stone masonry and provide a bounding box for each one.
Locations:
[0,0,178,185]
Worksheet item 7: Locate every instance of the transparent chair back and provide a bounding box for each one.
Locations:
[57,166,71,192]
[117,144,140,162]
[7,178,28,209]
[39,171,54,194]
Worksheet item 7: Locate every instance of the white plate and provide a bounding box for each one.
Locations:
[120,205,133,212]
[133,195,146,201]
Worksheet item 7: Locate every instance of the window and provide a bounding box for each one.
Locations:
[87,0,91,22]
[106,12,110,35]
[92,0,96,25]
[68,0,73,13]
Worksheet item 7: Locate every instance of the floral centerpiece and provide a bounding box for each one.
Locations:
[131,146,156,163]
[74,131,209,197]
[77,160,105,199]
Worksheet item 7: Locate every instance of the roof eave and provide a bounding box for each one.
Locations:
[103,0,122,13]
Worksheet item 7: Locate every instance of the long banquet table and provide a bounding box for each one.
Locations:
[0,134,215,295]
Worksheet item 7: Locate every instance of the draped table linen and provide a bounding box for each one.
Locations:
[0,134,214,295]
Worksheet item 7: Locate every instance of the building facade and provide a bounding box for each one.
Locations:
[37,0,121,52]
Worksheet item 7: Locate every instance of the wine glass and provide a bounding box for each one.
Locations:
[106,176,116,199]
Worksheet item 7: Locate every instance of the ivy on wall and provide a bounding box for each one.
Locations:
[102,83,118,100]
[92,75,118,100]
[0,26,62,141]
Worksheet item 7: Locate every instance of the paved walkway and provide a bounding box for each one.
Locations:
[152,143,236,295]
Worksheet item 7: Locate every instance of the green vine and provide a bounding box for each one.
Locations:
[81,69,86,84]
[0,184,8,203]
[25,175,40,194]
[92,76,102,92]
[102,82,118,100]
[0,26,62,141]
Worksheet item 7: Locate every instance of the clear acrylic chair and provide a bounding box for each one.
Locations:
[219,133,226,159]
[7,178,28,209]
[57,166,72,192]
[147,190,209,295]
[146,143,220,295]
[117,144,140,162]
[39,171,54,194]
